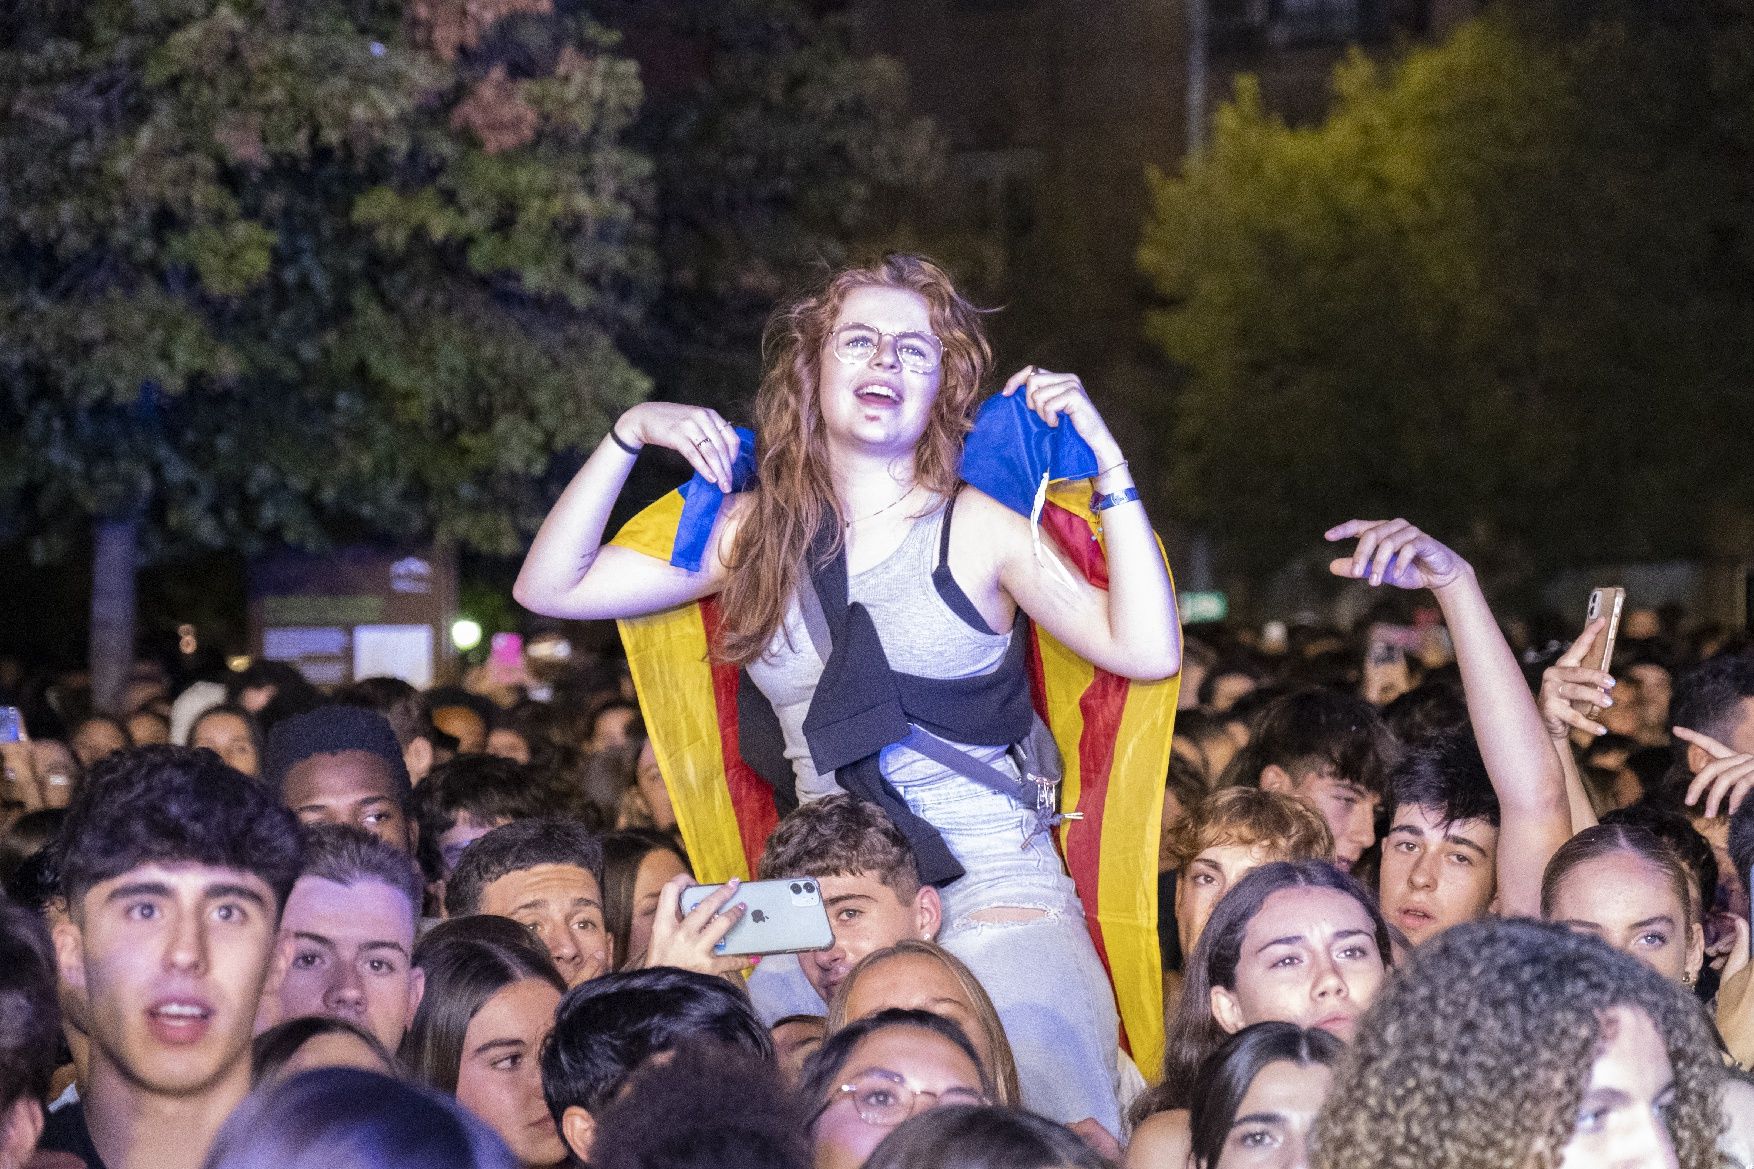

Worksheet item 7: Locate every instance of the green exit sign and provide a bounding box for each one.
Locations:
[1181,591,1228,624]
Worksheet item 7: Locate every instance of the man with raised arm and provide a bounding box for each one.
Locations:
[1327,519,1574,941]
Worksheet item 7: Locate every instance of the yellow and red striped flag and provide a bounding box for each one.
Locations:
[610,481,1179,1076]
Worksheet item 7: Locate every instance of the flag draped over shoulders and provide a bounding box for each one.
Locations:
[608,407,1180,1076]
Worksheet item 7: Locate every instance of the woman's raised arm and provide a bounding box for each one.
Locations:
[990,365,1181,682]
[513,403,742,621]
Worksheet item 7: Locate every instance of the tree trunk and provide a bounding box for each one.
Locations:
[88,516,139,716]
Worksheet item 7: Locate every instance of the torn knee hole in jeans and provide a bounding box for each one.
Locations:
[957,904,1058,929]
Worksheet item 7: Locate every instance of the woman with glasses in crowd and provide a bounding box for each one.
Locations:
[800,1008,998,1169]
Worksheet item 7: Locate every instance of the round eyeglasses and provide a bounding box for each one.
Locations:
[830,323,944,375]
[822,1069,989,1127]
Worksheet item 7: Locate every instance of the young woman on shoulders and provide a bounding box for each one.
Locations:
[517,255,1179,1136]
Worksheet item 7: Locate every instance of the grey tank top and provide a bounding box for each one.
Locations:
[742,500,1015,802]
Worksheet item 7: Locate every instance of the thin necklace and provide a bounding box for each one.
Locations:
[843,483,918,528]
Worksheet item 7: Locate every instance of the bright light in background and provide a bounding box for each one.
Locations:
[451,618,483,652]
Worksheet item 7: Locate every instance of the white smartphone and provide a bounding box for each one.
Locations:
[678,877,834,957]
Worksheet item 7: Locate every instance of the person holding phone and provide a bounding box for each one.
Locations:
[1325,519,1575,941]
[515,254,1179,1136]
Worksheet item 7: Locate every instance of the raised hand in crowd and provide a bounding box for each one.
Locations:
[1326,519,1571,920]
[611,401,742,492]
[514,400,744,622]
[1539,618,1616,742]
[1538,617,1615,831]
[639,873,752,978]
[1675,726,1754,819]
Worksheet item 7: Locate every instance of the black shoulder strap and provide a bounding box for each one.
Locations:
[932,492,998,635]
[937,491,958,569]
[807,516,849,621]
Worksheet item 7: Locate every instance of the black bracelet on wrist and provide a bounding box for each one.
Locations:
[609,427,642,457]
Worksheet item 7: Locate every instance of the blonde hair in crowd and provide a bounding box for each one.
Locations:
[1163,786,1335,872]
[825,939,1022,1108]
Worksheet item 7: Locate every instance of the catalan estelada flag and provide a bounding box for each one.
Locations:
[610,406,1180,1077]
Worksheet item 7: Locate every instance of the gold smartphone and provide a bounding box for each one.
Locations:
[1576,588,1626,720]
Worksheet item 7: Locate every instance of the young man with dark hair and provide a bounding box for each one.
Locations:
[1376,729,1503,947]
[539,966,773,1164]
[754,794,941,1008]
[1673,653,1754,761]
[444,818,609,985]
[271,824,426,1053]
[413,754,558,877]
[1220,688,1400,872]
[42,747,304,1169]
[0,895,61,1168]
[1327,519,1573,951]
[332,677,445,785]
[264,706,417,855]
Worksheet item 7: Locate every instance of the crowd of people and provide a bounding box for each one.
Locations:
[2,253,1754,1169]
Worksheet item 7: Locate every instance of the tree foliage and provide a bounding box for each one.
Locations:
[0,0,654,562]
[1139,0,1754,575]
[611,0,946,413]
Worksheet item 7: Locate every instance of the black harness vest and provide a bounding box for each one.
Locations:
[735,499,1056,886]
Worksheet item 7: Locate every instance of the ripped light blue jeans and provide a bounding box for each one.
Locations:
[885,742,1130,1134]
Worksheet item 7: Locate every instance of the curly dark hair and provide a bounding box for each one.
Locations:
[758,794,922,900]
[58,745,304,912]
[1313,918,1724,1169]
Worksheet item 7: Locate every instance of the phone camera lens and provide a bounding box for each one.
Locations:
[803,881,815,893]
[790,882,801,894]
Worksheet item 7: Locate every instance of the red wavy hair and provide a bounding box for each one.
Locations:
[715,255,992,666]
